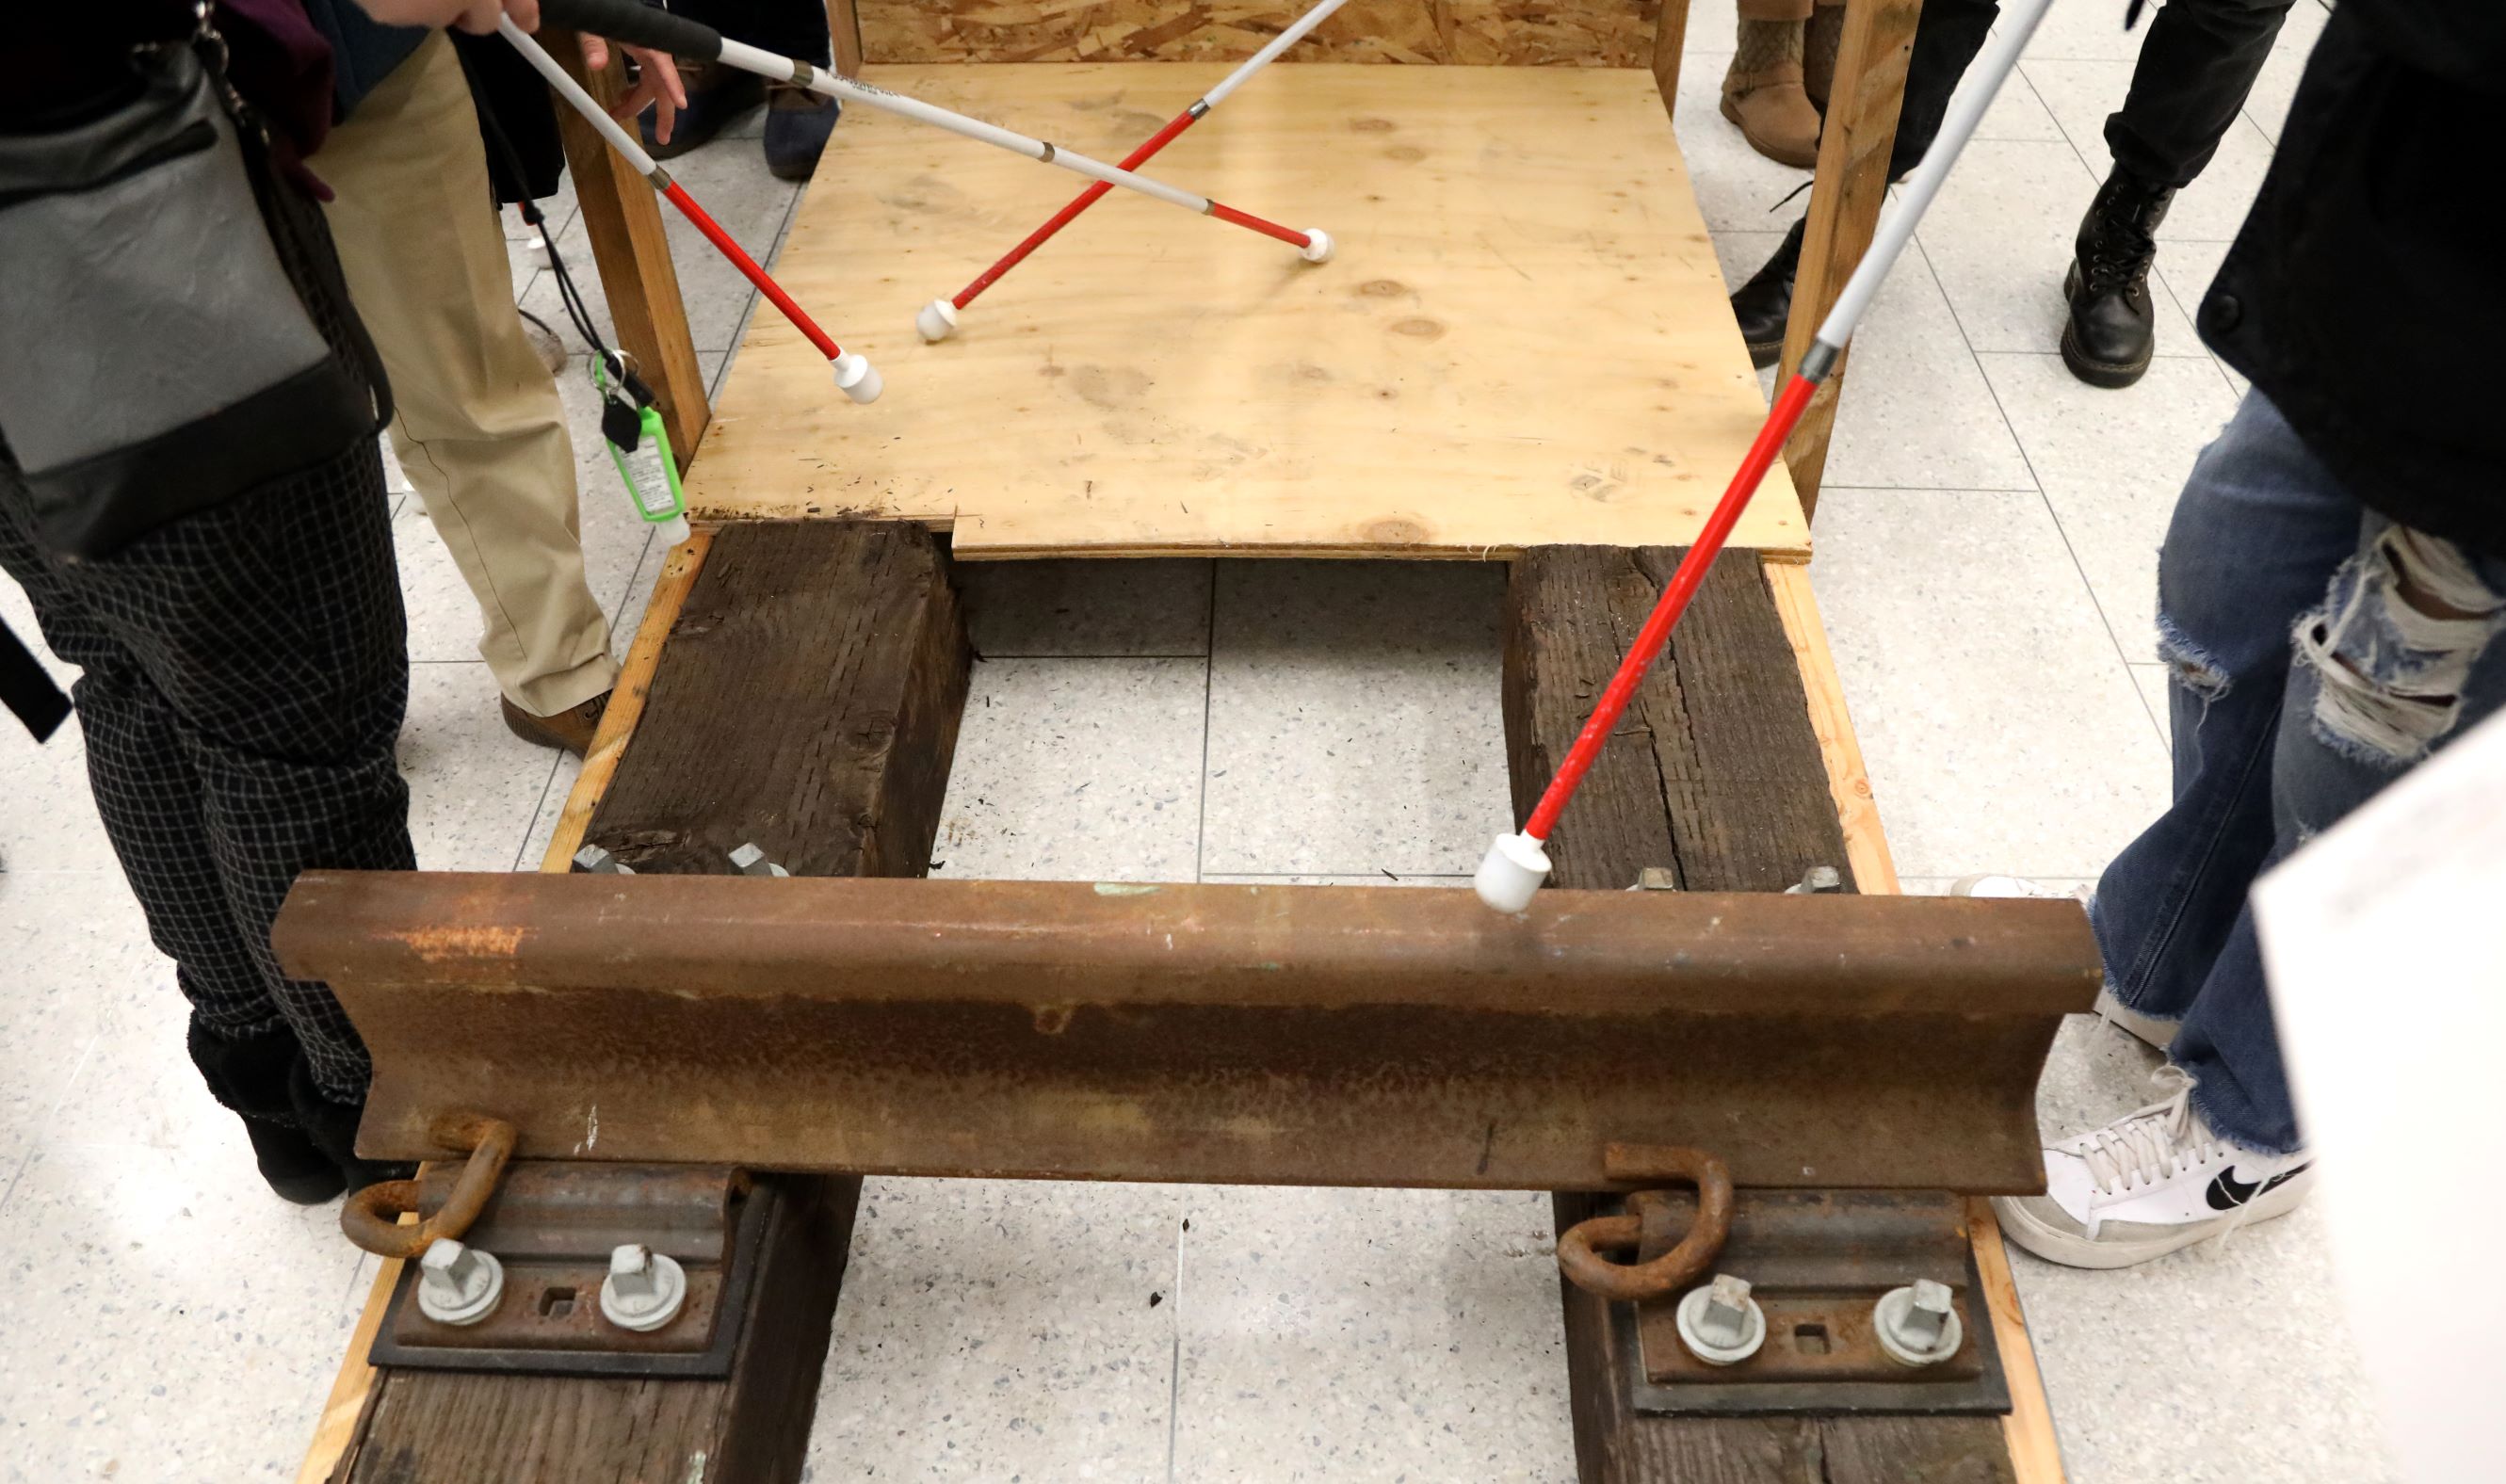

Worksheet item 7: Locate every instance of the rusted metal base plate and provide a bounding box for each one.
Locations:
[273,873,2098,1193]
[1616,1190,2013,1417]
[369,1165,769,1379]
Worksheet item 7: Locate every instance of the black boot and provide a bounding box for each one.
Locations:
[288,1059,415,1194]
[187,1021,341,1202]
[2061,169,2175,389]
[1730,218,1805,370]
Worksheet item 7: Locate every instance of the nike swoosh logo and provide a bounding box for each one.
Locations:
[2206,1163,2310,1212]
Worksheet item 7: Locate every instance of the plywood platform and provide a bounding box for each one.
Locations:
[687,63,1809,559]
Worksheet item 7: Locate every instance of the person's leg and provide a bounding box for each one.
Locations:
[668,0,838,177]
[1728,0,2001,367]
[2173,516,2506,1153]
[2103,0,2295,190]
[2064,0,2294,386]
[0,463,366,1201]
[319,33,621,742]
[2089,394,2363,1029]
[1724,0,1823,169]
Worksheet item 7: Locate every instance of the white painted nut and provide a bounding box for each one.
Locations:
[416,1238,505,1327]
[599,1243,688,1332]
[1674,1273,1767,1365]
[729,843,789,878]
[1873,1278,1964,1367]
[573,844,634,875]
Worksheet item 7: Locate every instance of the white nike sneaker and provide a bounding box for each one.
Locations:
[1993,1066,2314,1269]
[1948,873,2176,1050]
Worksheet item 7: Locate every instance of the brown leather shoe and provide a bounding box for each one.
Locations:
[1722,58,1822,169]
[500,690,611,757]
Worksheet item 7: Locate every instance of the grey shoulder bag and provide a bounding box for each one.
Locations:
[0,19,390,558]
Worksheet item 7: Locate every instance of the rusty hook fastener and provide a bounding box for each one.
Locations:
[1555,1143,1734,1303]
[339,1112,517,1260]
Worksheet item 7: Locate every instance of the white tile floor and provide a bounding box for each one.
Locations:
[0,6,2399,1480]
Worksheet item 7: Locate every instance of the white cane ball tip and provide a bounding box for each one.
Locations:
[1472,831,1551,913]
[1300,228,1334,265]
[833,352,882,405]
[915,298,959,343]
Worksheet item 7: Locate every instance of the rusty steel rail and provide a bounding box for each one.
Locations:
[274,874,2098,1192]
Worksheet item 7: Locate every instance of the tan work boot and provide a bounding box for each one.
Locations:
[1722,54,1822,168]
[501,689,612,757]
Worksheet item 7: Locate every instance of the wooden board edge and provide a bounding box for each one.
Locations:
[1767,556,2064,1484]
[294,1256,401,1484]
[1761,560,1896,895]
[538,528,718,874]
[1969,1197,2066,1484]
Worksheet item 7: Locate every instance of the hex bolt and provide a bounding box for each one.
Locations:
[599,1243,688,1332]
[728,843,789,878]
[1785,865,1844,895]
[1873,1278,1964,1367]
[415,1238,505,1327]
[573,844,634,875]
[1631,866,1679,892]
[1673,1273,1768,1366]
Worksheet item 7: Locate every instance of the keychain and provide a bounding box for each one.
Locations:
[591,354,689,548]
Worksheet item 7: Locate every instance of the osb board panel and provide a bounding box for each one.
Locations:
[858,0,1663,66]
[687,63,1808,559]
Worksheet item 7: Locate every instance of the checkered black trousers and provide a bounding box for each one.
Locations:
[0,443,413,1104]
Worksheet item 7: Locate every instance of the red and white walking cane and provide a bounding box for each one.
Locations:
[501,20,881,402]
[1474,0,2059,912]
[537,0,1331,267]
[915,0,1352,344]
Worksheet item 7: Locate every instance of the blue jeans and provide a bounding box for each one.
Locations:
[2092,393,2506,1153]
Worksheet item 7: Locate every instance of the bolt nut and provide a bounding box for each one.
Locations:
[1673,1273,1767,1366]
[573,844,633,875]
[1785,865,1843,895]
[728,843,789,878]
[1632,866,1678,892]
[599,1243,688,1332]
[415,1238,505,1327]
[1872,1279,1964,1367]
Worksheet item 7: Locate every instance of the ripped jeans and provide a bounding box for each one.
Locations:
[2093,392,2506,1154]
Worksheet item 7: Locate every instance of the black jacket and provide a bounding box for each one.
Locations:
[2200,1,2506,557]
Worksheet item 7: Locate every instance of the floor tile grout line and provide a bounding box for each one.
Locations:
[1164,1211,1187,1483]
[1909,234,2155,705]
[509,755,569,874]
[1192,565,1219,883]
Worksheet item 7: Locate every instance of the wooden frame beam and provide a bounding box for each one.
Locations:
[1776,0,1925,523]
[543,28,710,468]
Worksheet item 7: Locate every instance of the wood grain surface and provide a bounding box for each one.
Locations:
[687,63,1809,558]
[858,0,1669,67]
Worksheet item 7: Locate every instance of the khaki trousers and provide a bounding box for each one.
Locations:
[317,32,618,718]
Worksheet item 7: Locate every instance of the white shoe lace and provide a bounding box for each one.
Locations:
[2074,1067,2223,1195]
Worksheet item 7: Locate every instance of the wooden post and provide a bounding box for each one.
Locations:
[1774,0,1923,523]
[1650,0,1691,120]
[544,27,711,469]
[317,524,973,1484]
[824,0,865,73]
[1506,547,2020,1484]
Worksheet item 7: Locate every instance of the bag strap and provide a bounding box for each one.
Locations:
[0,619,70,742]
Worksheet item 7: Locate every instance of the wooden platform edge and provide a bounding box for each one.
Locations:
[298,530,722,1484]
[1767,559,2063,1484]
